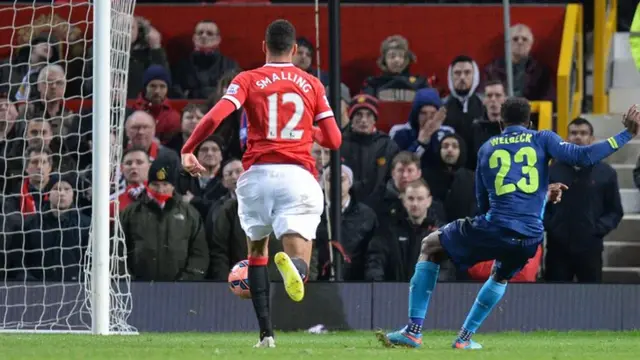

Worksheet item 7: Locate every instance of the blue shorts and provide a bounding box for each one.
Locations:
[439,216,541,281]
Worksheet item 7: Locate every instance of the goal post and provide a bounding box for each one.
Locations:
[0,1,137,334]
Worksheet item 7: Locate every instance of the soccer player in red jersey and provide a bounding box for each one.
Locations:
[181,19,342,348]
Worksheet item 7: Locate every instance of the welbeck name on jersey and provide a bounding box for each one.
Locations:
[255,71,313,93]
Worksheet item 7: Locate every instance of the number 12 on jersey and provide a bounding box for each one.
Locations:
[489,146,540,195]
[267,92,304,140]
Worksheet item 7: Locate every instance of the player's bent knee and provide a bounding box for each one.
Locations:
[281,233,312,264]
[419,231,444,262]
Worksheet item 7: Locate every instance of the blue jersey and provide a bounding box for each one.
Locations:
[476,125,633,238]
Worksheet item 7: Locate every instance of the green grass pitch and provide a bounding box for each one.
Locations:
[2,331,640,360]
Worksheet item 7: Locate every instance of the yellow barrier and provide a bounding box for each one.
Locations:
[593,0,618,114]
[531,101,553,132]
[557,4,583,140]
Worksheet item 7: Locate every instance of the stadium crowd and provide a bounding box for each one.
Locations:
[0,15,623,284]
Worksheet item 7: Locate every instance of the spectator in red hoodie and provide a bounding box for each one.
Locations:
[132,65,181,144]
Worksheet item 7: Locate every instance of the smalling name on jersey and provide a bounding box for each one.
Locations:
[255,72,312,93]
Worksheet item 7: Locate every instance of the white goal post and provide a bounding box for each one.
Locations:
[0,1,137,334]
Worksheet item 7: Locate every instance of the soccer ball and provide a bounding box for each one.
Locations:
[228,260,251,299]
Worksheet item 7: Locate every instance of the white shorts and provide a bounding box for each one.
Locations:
[235,164,324,241]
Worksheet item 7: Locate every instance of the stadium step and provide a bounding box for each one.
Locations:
[602,267,640,283]
[620,188,640,214]
[613,164,635,189]
[605,214,640,243]
[603,241,640,267]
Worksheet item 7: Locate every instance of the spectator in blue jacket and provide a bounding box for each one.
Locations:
[389,88,453,168]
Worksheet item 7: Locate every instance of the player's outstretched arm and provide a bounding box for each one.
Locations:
[542,105,640,167]
[181,99,236,155]
[312,117,342,150]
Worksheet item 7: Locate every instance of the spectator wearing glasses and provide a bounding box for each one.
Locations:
[483,23,554,101]
[172,20,238,99]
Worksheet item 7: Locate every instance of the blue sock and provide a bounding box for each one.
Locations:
[457,278,507,341]
[406,261,440,334]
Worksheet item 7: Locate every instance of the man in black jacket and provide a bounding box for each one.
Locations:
[365,179,448,281]
[544,117,623,283]
[341,94,399,208]
[316,164,377,281]
[468,80,506,169]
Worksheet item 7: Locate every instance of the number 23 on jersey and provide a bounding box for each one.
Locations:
[489,146,540,195]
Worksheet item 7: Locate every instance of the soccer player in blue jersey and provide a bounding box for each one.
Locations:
[376,98,640,350]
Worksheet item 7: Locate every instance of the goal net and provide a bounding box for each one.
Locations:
[0,0,136,334]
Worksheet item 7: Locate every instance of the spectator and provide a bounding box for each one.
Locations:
[166,103,207,156]
[11,146,55,215]
[176,135,227,219]
[293,37,328,85]
[365,179,444,281]
[545,118,623,283]
[443,55,484,168]
[423,134,475,222]
[206,70,243,159]
[0,97,21,182]
[124,110,180,164]
[390,88,452,168]
[341,94,399,208]
[204,157,244,228]
[127,16,170,98]
[0,34,60,102]
[325,83,351,129]
[311,142,330,178]
[362,35,429,101]
[376,152,421,221]
[131,65,181,145]
[110,147,150,217]
[484,24,554,101]
[316,164,377,281]
[172,20,238,99]
[468,80,507,169]
[20,173,90,281]
[120,154,209,281]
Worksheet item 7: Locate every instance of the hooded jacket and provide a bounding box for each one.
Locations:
[423,133,476,222]
[443,58,484,168]
[391,88,454,168]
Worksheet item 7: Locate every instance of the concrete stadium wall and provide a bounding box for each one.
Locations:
[2,282,640,332]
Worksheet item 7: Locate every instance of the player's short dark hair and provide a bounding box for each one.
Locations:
[501,97,531,126]
[568,117,594,135]
[391,151,420,170]
[265,19,296,55]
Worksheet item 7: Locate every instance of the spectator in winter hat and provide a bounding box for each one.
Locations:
[21,172,91,282]
[293,37,329,85]
[131,65,181,145]
[362,35,429,101]
[340,94,399,209]
[120,153,209,281]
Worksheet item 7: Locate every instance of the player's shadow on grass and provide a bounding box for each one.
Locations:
[271,282,350,332]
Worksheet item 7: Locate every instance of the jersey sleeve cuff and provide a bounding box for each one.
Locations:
[221,95,241,110]
[315,111,334,121]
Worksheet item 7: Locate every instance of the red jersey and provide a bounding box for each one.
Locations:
[221,63,334,176]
